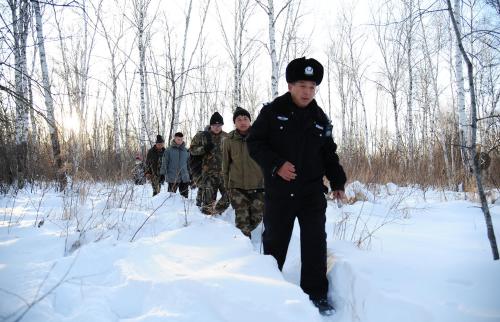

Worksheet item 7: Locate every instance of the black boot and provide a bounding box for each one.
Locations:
[311,298,335,316]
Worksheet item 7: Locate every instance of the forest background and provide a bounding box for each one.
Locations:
[1,0,499,192]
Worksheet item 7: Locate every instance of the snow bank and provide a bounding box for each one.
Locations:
[1,182,499,322]
[0,184,320,322]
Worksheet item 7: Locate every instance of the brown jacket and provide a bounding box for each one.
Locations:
[222,129,264,190]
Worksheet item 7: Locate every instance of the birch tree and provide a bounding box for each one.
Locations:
[32,0,66,190]
[256,0,305,99]
[170,0,193,139]
[417,1,453,184]
[372,2,406,154]
[52,0,98,175]
[216,0,259,110]
[167,0,211,141]
[343,7,371,167]
[403,0,415,163]
[452,0,470,171]
[8,0,30,188]
[327,22,350,147]
[131,0,152,154]
[96,0,129,160]
[447,0,499,260]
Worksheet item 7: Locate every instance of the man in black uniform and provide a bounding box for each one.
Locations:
[247,57,347,316]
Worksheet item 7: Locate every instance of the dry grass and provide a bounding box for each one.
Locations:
[0,118,498,193]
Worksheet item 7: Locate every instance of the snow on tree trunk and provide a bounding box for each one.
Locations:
[33,0,66,190]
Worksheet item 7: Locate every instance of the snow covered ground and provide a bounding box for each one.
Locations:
[0,181,499,322]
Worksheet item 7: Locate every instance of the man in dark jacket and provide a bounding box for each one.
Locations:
[145,135,166,196]
[160,132,190,198]
[247,57,347,316]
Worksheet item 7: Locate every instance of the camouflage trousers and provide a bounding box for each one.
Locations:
[229,188,264,237]
[151,175,161,196]
[197,174,230,215]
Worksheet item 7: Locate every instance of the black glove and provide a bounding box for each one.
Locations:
[159,175,165,184]
[204,142,215,153]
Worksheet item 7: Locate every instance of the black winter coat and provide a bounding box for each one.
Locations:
[145,146,166,177]
[247,92,346,199]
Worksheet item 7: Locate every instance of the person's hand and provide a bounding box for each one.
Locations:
[204,142,215,152]
[276,161,296,181]
[330,190,347,201]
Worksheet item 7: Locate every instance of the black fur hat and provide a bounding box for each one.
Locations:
[155,134,165,143]
[233,107,251,123]
[210,112,224,125]
[285,57,324,85]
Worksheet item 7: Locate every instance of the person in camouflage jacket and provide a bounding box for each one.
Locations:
[222,107,264,238]
[132,154,146,185]
[190,112,230,214]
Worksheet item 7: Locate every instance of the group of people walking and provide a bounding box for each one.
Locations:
[138,57,347,316]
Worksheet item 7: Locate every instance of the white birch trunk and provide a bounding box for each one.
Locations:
[9,0,30,186]
[33,0,66,189]
[235,18,243,109]
[137,4,147,153]
[453,0,469,170]
[406,0,414,163]
[112,61,120,155]
[267,0,279,99]
[447,0,498,260]
[392,93,403,152]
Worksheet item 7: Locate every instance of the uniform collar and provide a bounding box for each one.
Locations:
[274,92,320,116]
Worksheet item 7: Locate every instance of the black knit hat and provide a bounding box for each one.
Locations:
[155,134,165,143]
[210,112,224,125]
[285,57,324,85]
[174,132,183,137]
[233,107,251,123]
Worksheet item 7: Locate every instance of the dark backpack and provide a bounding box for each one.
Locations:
[188,131,212,185]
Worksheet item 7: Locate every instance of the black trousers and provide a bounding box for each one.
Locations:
[168,182,189,198]
[263,193,328,300]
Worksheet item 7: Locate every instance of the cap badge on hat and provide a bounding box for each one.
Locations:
[305,66,314,75]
